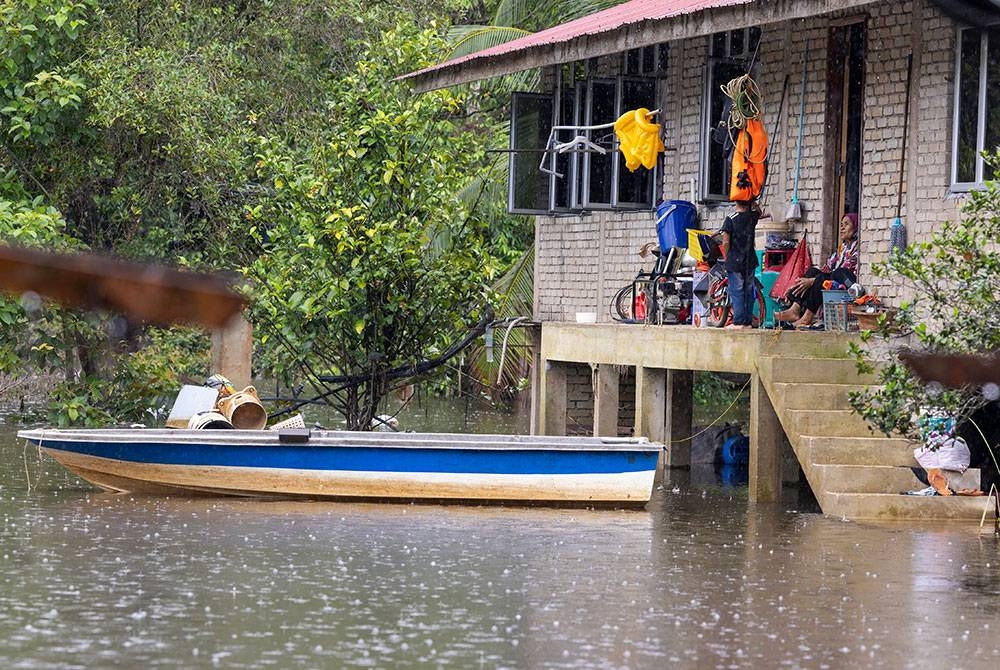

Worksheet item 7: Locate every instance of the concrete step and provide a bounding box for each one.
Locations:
[772,382,873,411]
[763,357,878,385]
[822,491,997,521]
[815,464,981,495]
[784,409,877,439]
[757,332,859,359]
[804,435,916,466]
[815,464,918,494]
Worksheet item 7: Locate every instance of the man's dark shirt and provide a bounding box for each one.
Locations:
[721,208,760,274]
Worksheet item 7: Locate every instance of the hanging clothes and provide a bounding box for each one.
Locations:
[614,108,665,171]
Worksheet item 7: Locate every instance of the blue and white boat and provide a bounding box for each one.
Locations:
[17,429,661,506]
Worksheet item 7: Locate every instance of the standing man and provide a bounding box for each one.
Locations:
[720,198,760,330]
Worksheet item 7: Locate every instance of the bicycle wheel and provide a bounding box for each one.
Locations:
[612,285,634,321]
[751,278,766,328]
[706,276,731,327]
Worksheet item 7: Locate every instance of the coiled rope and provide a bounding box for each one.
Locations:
[720,73,762,131]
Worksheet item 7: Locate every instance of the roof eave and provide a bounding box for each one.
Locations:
[401,0,884,93]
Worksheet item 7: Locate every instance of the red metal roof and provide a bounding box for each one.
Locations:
[401,0,752,84]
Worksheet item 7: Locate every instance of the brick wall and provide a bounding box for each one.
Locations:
[565,363,593,435]
[562,362,636,436]
[617,367,636,437]
[534,1,968,321]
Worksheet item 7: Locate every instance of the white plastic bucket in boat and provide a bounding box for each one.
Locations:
[187,411,234,430]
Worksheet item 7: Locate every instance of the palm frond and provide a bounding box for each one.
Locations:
[494,0,542,28]
[445,25,532,59]
[465,244,535,398]
[493,243,534,318]
[553,0,621,23]
[443,24,491,42]
[465,67,541,101]
[495,0,622,32]
[457,154,507,211]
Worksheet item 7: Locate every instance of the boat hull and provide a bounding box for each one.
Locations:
[19,429,660,505]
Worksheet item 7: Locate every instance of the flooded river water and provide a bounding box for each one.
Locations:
[2,401,1000,669]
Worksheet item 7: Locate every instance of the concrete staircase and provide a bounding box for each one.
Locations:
[759,355,994,521]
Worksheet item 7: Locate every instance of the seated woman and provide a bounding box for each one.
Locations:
[775,213,860,327]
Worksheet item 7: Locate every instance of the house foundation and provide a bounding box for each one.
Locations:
[530,323,851,504]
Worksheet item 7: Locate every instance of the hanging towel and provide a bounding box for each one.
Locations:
[769,237,812,301]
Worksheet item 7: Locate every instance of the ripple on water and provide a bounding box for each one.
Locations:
[1,426,999,668]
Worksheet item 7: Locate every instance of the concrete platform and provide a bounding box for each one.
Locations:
[533,322,997,521]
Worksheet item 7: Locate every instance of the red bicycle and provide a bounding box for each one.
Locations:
[704,262,766,328]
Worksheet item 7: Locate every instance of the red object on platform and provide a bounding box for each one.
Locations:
[769,238,812,301]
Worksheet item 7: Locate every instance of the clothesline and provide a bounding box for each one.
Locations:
[539,109,660,178]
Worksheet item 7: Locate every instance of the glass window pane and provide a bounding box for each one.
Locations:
[642,46,655,74]
[509,93,553,212]
[712,33,726,57]
[730,30,744,57]
[986,29,1000,161]
[956,29,981,183]
[554,88,576,209]
[617,79,657,205]
[656,44,669,74]
[587,81,616,206]
[707,61,745,198]
[572,82,587,207]
[625,49,640,75]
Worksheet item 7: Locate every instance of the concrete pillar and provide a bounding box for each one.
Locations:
[210,315,253,389]
[635,367,666,443]
[636,366,667,481]
[749,373,782,503]
[539,360,568,436]
[528,326,543,435]
[593,364,620,437]
[664,369,693,468]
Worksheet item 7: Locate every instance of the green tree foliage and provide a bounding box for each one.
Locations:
[244,25,498,430]
[36,1,348,261]
[435,0,605,400]
[0,0,92,145]
[44,327,210,427]
[849,150,1000,440]
[5,1,471,262]
[0,167,81,377]
[3,1,517,426]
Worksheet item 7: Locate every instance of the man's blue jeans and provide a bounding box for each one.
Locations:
[727,270,755,326]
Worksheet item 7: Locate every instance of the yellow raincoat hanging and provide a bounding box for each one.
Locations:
[614,108,664,171]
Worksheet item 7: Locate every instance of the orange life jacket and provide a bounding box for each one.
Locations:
[729,117,768,201]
